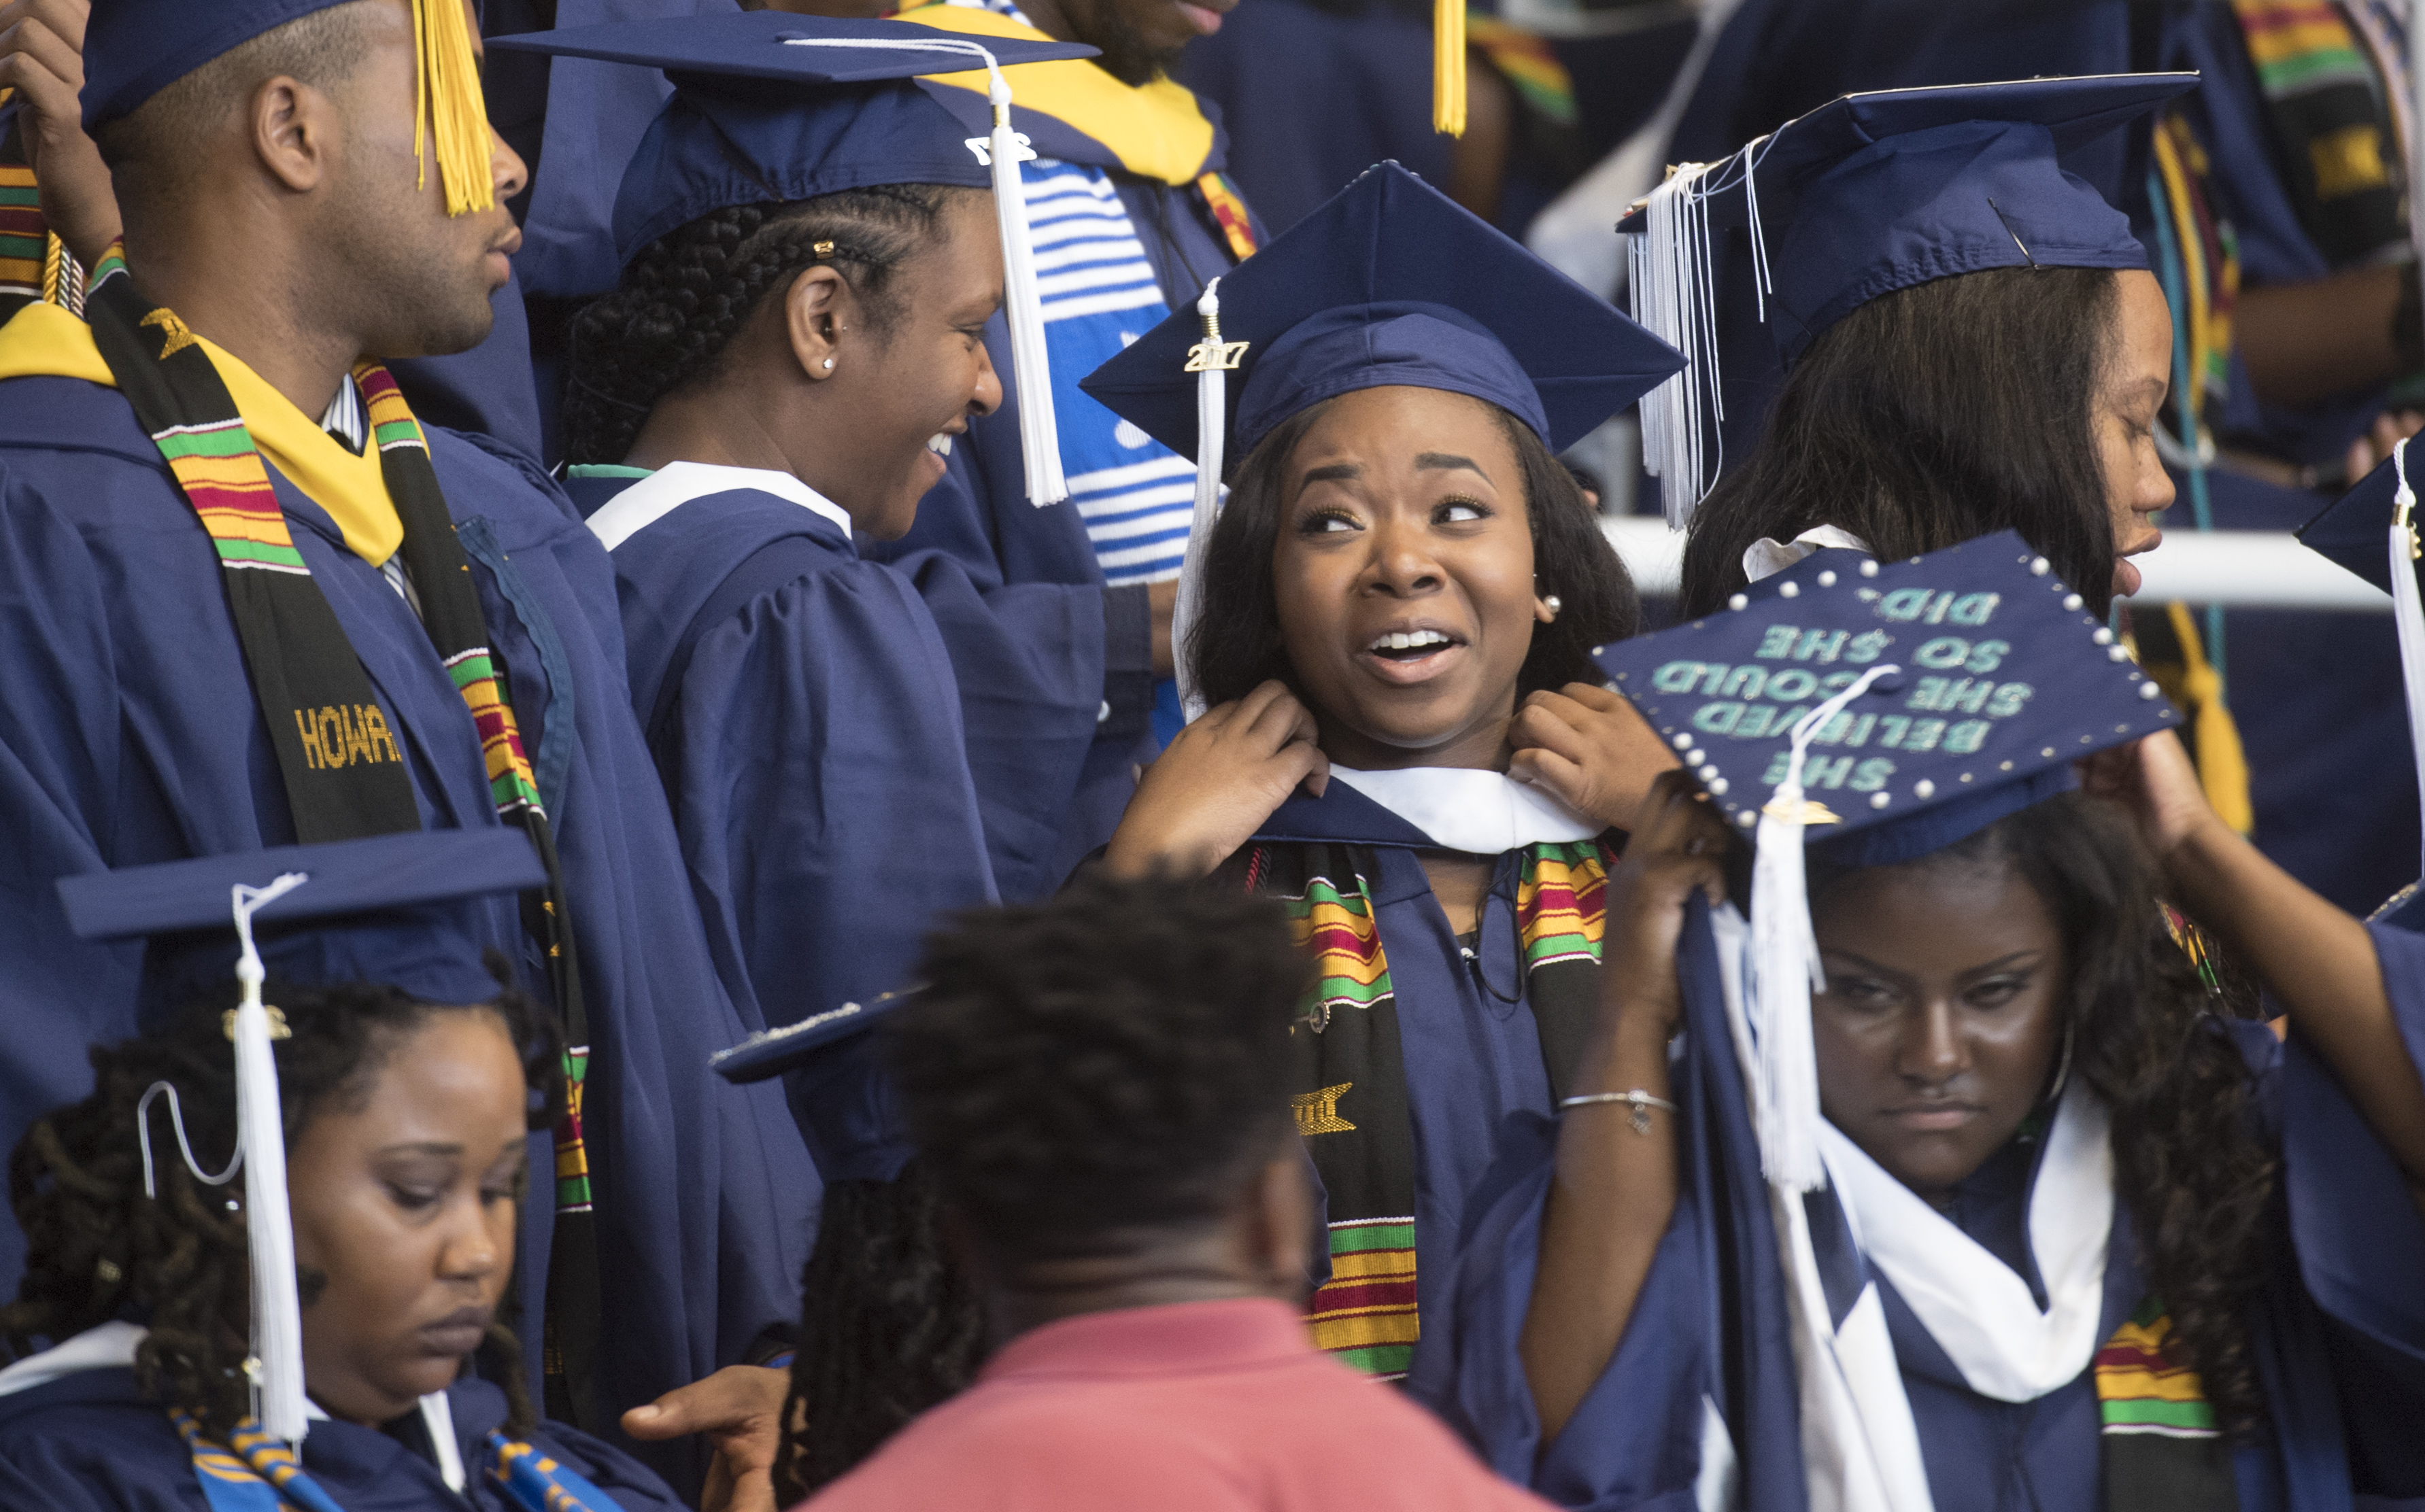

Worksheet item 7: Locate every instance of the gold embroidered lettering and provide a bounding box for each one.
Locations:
[361,706,401,765]
[1293,1082,1357,1136]
[341,706,373,766]
[317,707,348,768]
[294,710,328,770]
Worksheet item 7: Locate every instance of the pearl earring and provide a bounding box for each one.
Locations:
[822,359,835,371]
[1542,595,1563,617]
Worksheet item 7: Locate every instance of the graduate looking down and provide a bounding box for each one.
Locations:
[1629,77,2196,619]
[1080,163,1685,1381]
[0,835,683,1512]
[1412,538,2425,1510]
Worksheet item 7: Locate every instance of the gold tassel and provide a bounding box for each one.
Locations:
[1434,0,1465,137]
[411,0,496,217]
[2164,601,2256,835]
[40,232,61,307]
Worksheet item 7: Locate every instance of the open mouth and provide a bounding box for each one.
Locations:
[1368,628,1458,662]
[926,433,955,458]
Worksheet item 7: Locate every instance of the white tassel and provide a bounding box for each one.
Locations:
[229,873,311,1445]
[1627,142,1772,529]
[777,37,1066,504]
[2390,440,2425,884]
[1748,663,1898,1192]
[1172,277,1242,723]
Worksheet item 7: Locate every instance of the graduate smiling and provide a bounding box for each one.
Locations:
[1082,162,1684,1380]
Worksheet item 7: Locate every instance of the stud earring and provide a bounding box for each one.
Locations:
[822,359,835,371]
[1542,594,1563,617]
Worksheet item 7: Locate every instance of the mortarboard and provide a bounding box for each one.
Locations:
[84,0,498,217]
[1593,530,2180,1188]
[712,989,917,1184]
[2301,443,2425,910]
[488,14,1100,507]
[1623,73,2197,523]
[1079,161,1685,716]
[55,828,548,1449]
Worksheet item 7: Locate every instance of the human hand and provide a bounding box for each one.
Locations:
[0,0,119,269]
[2346,409,2425,483]
[1105,679,1329,878]
[2078,729,2222,870]
[1508,683,1682,831]
[1149,578,1177,680]
[621,1364,789,1512]
[1596,772,1730,1040]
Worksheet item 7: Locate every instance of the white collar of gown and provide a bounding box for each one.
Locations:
[1327,766,1601,853]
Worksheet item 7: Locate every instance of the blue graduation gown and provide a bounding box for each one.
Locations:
[1247,781,1593,1371]
[0,377,813,1481]
[1413,897,2425,1511]
[558,470,998,1043]
[0,1370,682,1512]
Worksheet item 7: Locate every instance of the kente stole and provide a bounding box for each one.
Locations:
[82,259,604,1426]
[175,1410,613,1512]
[2231,0,2409,268]
[2095,1298,2239,1511]
[1240,840,1608,1380]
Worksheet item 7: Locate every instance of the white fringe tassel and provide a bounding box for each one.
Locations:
[778,37,1066,504]
[1627,143,1772,530]
[1748,663,1898,1192]
[2390,441,2425,884]
[229,873,311,1445]
[1172,277,1229,722]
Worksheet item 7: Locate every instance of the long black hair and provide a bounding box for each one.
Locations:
[1191,394,1640,708]
[1813,791,2275,1433]
[1680,267,2123,618]
[2,976,563,1441]
[560,186,979,466]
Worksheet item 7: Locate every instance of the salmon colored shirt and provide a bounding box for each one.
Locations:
[799,1298,1556,1511]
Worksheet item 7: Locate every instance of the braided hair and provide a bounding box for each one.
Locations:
[561,186,977,466]
[771,1164,985,1502]
[1,974,564,1441]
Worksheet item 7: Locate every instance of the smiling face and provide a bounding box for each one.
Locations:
[1810,855,2071,1201]
[2091,268,2177,601]
[284,1009,528,1426]
[792,190,1003,539]
[1268,386,1551,771]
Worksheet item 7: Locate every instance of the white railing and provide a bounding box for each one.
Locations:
[1600,519,2394,612]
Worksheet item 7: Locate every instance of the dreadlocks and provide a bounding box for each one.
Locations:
[1,973,562,1441]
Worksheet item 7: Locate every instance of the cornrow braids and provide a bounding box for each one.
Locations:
[560,184,977,466]
[770,1165,985,1502]
[1,971,562,1441]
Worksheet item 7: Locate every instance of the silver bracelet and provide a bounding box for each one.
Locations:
[1559,1089,1678,1134]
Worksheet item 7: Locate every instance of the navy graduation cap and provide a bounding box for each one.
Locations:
[1624,73,2197,521]
[713,989,917,1184]
[1595,530,2179,1190]
[1081,160,1684,715]
[53,827,543,1446]
[59,829,543,1024]
[488,12,1096,506]
[2300,446,2422,599]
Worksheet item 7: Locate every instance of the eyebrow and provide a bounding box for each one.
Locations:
[1414,452,1491,481]
[1820,947,2046,981]
[372,1141,467,1158]
[1299,462,1361,487]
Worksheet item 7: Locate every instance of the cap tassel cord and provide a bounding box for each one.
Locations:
[228,872,311,1445]
[1434,0,1466,136]
[778,38,1068,504]
[2391,441,2425,884]
[1171,278,1234,721]
[135,1082,243,1200]
[1748,662,1899,1192]
[411,0,496,218]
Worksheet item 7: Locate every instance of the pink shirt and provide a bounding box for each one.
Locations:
[800,1298,1555,1512]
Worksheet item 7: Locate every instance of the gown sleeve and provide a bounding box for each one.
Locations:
[2273,922,2425,1498]
[663,554,1000,1029]
[512,1420,691,1512]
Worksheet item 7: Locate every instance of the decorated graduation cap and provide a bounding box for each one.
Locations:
[56,829,545,1447]
[1593,530,2179,1189]
[488,14,1097,506]
[84,0,497,217]
[1624,73,2197,524]
[2301,442,2425,914]
[1081,161,1686,716]
[712,989,917,1184]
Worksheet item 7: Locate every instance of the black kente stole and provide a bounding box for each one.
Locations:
[2231,0,2409,267]
[1232,838,1608,1380]
[82,262,605,1426]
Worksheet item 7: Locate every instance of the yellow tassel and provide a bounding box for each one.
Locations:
[411,0,496,218]
[1434,0,1466,137]
[2165,601,2256,835]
